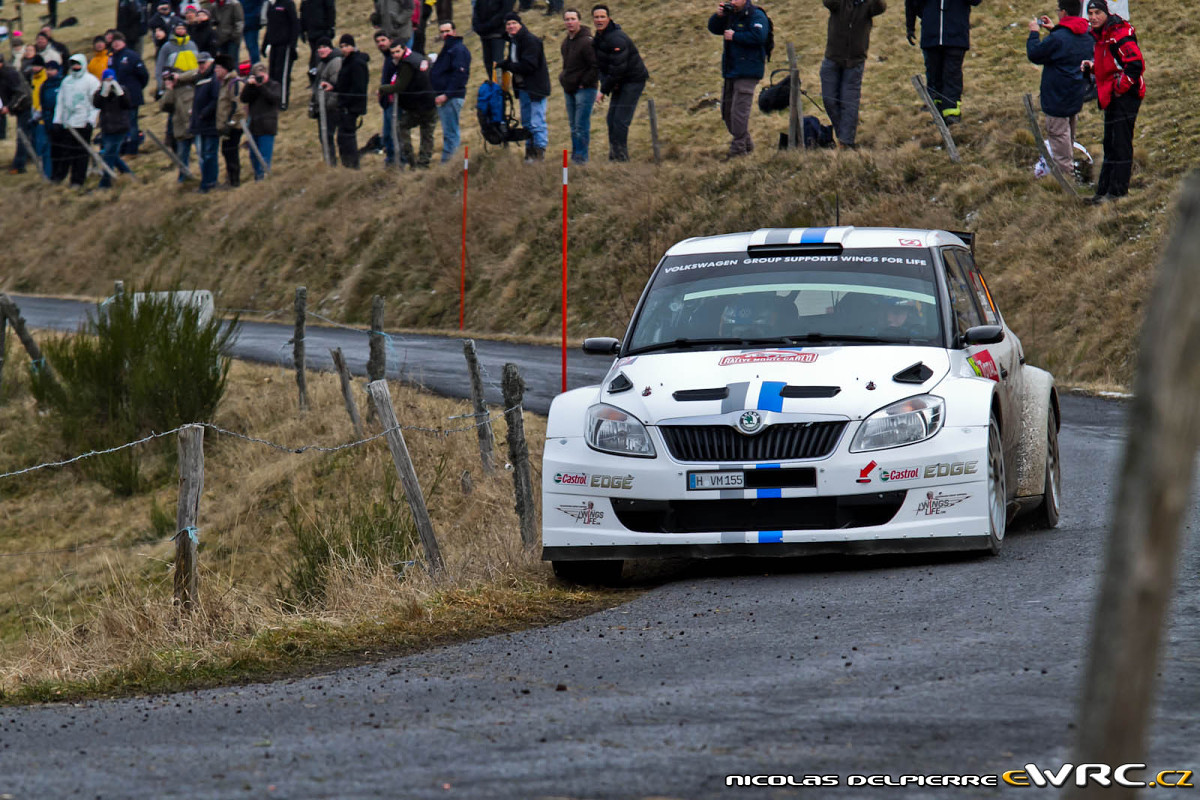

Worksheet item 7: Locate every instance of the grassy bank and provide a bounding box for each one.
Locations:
[2,0,1196,387]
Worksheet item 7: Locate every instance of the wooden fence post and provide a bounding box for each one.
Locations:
[367,380,445,575]
[174,424,204,611]
[330,347,365,438]
[462,339,495,473]
[911,74,960,163]
[787,43,801,151]
[501,363,537,549]
[293,286,308,411]
[367,295,386,423]
[144,129,192,179]
[1023,93,1082,201]
[65,125,119,182]
[0,293,60,396]
[13,124,49,182]
[1067,173,1200,800]
[0,309,7,395]
[391,100,403,173]
[317,86,332,166]
[647,98,661,164]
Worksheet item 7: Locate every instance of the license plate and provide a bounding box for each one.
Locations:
[688,471,744,490]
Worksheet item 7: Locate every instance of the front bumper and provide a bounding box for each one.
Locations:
[541,425,991,560]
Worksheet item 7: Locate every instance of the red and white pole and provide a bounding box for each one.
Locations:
[460,146,468,330]
[561,149,569,394]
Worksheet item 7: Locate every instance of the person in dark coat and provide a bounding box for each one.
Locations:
[380,41,437,168]
[591,4,647,161]
[1026,0,1092,178]
[190,8,219,55]
[116,0,149,53]
[708,0,769,157]
[93,68,134,187]
[499,12,549,161]
[430,20,470,162]
[242,0,266,64]
[559,9,597,164]
[300,0,336,73]
[472,0,514,79]
[263,0,300,107]
[0,52,34,174]
[189,51,221,191]
[109,33,150,154]
[328,33,369,167]
[39,60,64,178]
[240,61,281,177]
[905,0,980,124]
[820,0,886,149]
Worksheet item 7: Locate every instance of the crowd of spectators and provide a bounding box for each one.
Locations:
[0,0,1146,200]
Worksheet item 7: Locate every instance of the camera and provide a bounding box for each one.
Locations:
[721,2,735,13]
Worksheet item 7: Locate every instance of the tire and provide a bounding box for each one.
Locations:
[1033,406,1061,529]
[985,415,1007,554]
[552,559,623,586]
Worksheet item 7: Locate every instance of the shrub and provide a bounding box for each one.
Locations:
[31,291,239,494]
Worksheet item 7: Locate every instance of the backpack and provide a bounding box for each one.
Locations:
[757,4,774,62]
[803,115,835,148]
[475,79,530,146]
[758,69,789,113]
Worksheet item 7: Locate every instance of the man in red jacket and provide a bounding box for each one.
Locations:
[1081,0,1144,204]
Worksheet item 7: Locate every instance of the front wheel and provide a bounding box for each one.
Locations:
[1032,406,1061,529]
[986,415,1007,554]
[552,559,623,586]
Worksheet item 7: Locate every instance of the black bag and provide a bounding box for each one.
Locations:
[758,70,789,113]
[803,115,835,148]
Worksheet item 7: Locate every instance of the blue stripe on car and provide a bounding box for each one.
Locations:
[757,381,785,412]
[758,531,783,543]
[800,228,830,244]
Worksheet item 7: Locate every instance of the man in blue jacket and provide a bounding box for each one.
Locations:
[1026,0,1092,178]
[189,52,221,191]
[905,0,981,125]
[430,20,470,162]
[708,0,768,158]
[109,32,150,154]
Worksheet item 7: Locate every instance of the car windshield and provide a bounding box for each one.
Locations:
[625,248,943,354]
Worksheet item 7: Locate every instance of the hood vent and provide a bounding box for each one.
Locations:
[672,387,729,402]
[608,373,634,394]
[892,362,934,384]
[779,385,841,399]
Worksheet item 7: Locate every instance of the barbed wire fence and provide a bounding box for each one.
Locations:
[0,289,537,610]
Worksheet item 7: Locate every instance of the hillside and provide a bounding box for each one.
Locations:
[3,0,1197,387]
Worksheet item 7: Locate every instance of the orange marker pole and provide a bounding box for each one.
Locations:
[561,149,569,394]
[460,146,468,330]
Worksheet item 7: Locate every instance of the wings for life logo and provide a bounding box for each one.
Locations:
[557,501,605,525]
[916,491,970,516]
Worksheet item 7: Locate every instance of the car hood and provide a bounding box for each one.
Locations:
[599,346,951,424]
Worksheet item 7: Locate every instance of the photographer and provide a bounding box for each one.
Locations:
[240,63,281,179]
[1026,0,1091,180]
[707,0,768,159]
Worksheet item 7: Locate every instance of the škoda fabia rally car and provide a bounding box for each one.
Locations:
[542,227,1061,583]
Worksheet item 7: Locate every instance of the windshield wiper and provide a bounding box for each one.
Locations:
[625,337,751,356]
[775,333,914,345]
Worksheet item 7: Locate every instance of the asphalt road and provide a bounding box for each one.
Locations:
[2,299,1197,798]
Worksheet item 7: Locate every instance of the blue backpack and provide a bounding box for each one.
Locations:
[476,80,530,146]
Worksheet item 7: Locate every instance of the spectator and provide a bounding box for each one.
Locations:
[109,32,150,154]
[25,55,52,177]
[381,41,437,168]
[905,0,981,125]
[500,12,549,162]
[300,0,336,74]
[38,29,71,65]
[374,31,399,165]
[190,8,218,56]
[472,0,514,80]
[92,68,134,188]
[88,35,111,80]
[148,2,183,54]
[309,37,341,163]
[116,0,149,53]
[204,0,246,63]
[242,0,265,64]
[0,52,33,174]
[592,4,647,162]
[183,4,201,25]
[157,21,201,96]
[1026,0,1092,179]
[708,0,768,158]
[52,54,101,187]
[159,67,198,179]
[38,60,64,179]
[372,0,414,47]
[430,20,469,162]
[240,62,280,178]
[189,51,221,191]
[16,45,40,74]
[1082,0,1144,204]
[327,33,369,168]
[263,0,300,108]
[559,8,597,164]
[820,0,886,149]
[215,53,244,186]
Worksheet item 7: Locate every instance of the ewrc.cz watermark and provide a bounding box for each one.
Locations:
[726,765,1196,788]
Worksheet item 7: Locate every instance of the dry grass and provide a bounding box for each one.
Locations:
[0,353,628,702]
[3,0,1196,386]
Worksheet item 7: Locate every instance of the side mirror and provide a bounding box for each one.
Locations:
[962,325,1005,346]
[582,337,621,355]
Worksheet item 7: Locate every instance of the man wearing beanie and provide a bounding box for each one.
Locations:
[310,37,341,162]
[1082,0,1145,204]
[214,52,245,187]
[93,67,134,188]
[592,4,648,161]
[326,33,369,167]
[499,11,551,162]
[1026,0,1092,179]
[905,0,981,125]
[109,32,150,155]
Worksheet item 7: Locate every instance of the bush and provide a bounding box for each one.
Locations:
[31,291,239,494]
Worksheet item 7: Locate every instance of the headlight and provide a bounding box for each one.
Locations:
[585,404,656,458]
[850,394,945,452]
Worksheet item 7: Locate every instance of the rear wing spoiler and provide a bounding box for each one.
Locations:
[949,231,976,255]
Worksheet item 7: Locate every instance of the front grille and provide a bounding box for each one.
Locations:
[612,493,906,533]
[659,421,847,462]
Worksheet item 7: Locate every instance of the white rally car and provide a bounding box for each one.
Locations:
[542,227,1061,583]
